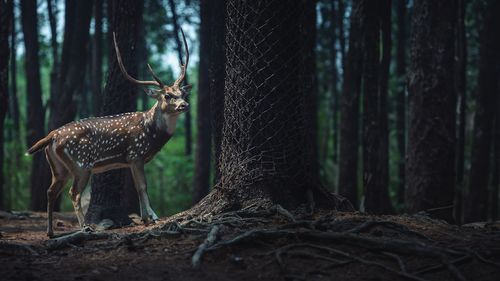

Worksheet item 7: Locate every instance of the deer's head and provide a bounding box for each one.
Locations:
[113,30,190,114]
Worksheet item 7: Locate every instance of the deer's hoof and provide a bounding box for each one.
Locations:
[47,230,54,238]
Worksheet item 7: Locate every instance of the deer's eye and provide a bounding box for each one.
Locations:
[165,93,176,100]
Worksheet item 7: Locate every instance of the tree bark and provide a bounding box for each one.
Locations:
[92,0,103,115]
[395,0,407,207]
[454,0,467,224]
[0,0,11,210]
[47,0,59,117]
[168,0,192,157]
[9,0,19,137]
[48,0,93,130]
[330,0,339,164]
[362,0,393,214]
[189,0,352,216]
[465,0,500,223]
[85,0,143,226]
[21,0,51,211]
[192,0,212,205]
[406,0,457,222]
[490,103,500,221]
[209,0,225,184]
[338,0,364,208]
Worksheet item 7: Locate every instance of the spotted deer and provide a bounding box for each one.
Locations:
[27,31,191,237]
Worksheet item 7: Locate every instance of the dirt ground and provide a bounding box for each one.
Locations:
[1,210,499,281]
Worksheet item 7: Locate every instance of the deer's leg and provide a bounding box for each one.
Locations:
[45,147,69,238]
[130,162,159,222]
[69,171,90,227]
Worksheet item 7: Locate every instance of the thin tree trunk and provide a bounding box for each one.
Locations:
[192,0,212,205]
[395,0,407,207]
[466,0,500,223]
[330,0,339,165]
[406,0,457,222]
[0,0,12,210]
[454,0,467,224]
[168,0,192,156]
[48,0,93,130]
[21,0,51,211]
[210,0,225,184]
[9,0,19,137]
[92,0,103,115]
[490,104,500,221]
[47,0,59,118]
[339,0,364,208]
[85,0,143,226]
[337,0,346,70]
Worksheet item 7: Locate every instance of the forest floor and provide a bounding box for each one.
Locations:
[1,208,499,281]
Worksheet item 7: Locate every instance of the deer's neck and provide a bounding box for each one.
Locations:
[145,102,179,136]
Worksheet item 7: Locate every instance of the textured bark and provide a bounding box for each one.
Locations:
[168,0,192,157]
[21,0,51,211]
[192,0,212,205]
[0,0,11,210]
[209,0,225,184]
[339,0,364,208]
[189,0,352,215]
[395,0,407,207]
[465,0,500,223]
[85,0,143,225]
[92,0,103,115]
[362,0,393,214]
[406,0,457,222]
[454,0,467,224]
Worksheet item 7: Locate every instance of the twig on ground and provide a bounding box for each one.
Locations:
[191,225,220,268]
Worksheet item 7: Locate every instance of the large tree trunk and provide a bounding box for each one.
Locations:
[192,0,212,205]
[21,0,51,211]
[406,0,457,222]
[0,0,11,210]
[189,0,352,216]
[209,0,225,184]
[491,105,500,221]
[395,0,407,207]
[168,0,192,157]
[465,0,500,223]
[338,0,364,208]
[92,0,103,115]
[85,0,143,226]
[362,0,393,214]
[454,0,467,224]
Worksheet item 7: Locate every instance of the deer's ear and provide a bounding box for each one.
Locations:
[181,84,192,92]
[144,88,160,99]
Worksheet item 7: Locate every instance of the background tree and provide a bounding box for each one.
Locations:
[465,0,500,223]
[168,0,192,156]
[190,0,352,215]
[85,0,143,226]
[406,0,457,222]
[192,0,212,205]
[21,0,51,211]
[361,0,393,214]
[395,0,407,207]
[0,0,12,210]
[92,0,103,115]
[339,0,364,207]
[454,0,467,224]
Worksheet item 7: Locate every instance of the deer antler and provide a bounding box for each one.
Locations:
[173,28,190,87]
[113,32,162,88]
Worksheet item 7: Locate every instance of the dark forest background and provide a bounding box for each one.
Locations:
[0,0,498,225]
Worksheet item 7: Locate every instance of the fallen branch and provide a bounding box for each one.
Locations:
[46,230,112,251]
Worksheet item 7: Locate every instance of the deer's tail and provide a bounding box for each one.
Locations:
[26,131,55,155]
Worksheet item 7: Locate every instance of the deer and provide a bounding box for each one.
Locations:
[26,31,191,237]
